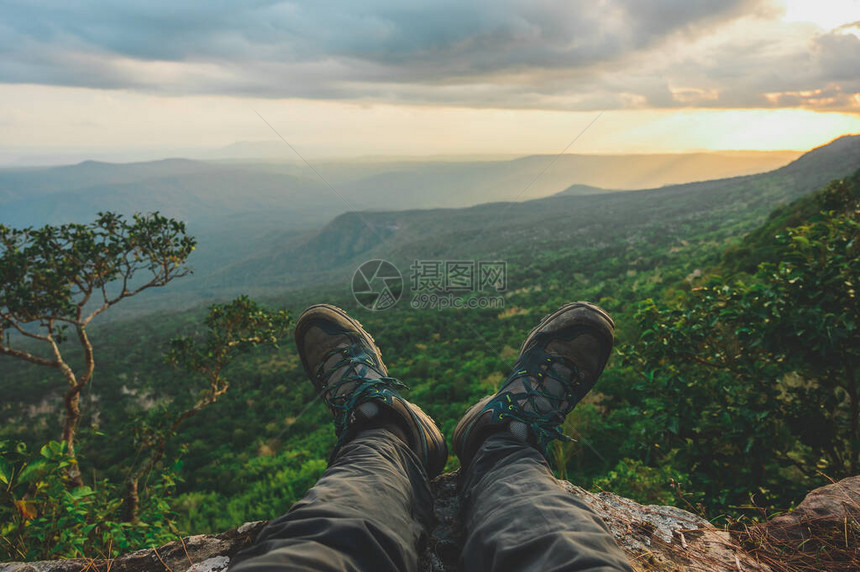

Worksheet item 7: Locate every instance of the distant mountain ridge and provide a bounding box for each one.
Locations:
[0,136,855,314]
[553,184,615,196]
[204,135,860,294]
[0,149,802,227]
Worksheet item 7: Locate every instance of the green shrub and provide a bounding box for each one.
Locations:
[591,455,700,507]
[0,441,178,561]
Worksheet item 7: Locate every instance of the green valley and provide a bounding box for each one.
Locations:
[1,135,859,559]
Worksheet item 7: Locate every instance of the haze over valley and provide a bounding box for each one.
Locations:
[0,144,817,315]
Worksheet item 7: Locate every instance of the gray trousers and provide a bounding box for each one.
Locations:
[229,428,632,572]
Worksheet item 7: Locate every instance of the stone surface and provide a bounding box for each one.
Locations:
[15,475,860,571]
[418,471,769,571]
[742,476,860,571]
[0,522,266,572]
[750,476,860,543]
[559,483,770,572]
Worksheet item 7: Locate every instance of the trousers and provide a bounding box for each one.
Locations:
[229,428,632,572]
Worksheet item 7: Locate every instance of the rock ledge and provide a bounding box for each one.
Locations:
[5,475,859,572]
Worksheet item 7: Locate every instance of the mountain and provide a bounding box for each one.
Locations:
[0,151,802,227]
[0,160,339,282]
[291,151,802,208]
[201,135,860,295]
[0,159,336,227]
[0,138,848,315]
[553,184,614,196]
[2,136,858,544]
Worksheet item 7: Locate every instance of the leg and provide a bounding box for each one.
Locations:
[460,433,631,572]
[453,302,632,571]
[230,427,432,572]
[231,304,447,572]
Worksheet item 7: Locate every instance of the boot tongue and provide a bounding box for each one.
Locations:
[322,345,381,399]
[514,345,574,415]
[545,340,575,378]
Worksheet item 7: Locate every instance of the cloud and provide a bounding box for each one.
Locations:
[653,18,860,109]
[0,0,858,111]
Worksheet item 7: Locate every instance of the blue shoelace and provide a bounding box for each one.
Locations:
[315,342,408,449]
[483,348,584,454]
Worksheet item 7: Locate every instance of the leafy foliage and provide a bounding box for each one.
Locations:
[2,165,859,554]
[624,174,860,512]
[0,213,294,552]
[124,296,291,521]
[0,212,195,325]
[165,295,291,384]
[0,441,178,561]
[592,454,698,507]
[0,212,196,484]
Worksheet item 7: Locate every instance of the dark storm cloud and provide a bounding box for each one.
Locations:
[0,1,752,71]
[0,0,857,110]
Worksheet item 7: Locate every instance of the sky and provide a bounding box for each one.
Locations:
[1,0,859,165]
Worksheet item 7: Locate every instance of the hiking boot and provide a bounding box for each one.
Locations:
[295,304,447,478]
[453,301,615,469]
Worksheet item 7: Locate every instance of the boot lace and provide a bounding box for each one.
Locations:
[315,342,408,449]
[486,347,584,454]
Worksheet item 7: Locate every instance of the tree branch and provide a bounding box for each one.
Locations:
[77,325,95,386]
[84,268,191,326]
[4,318,52,342]
[0,344,59,368]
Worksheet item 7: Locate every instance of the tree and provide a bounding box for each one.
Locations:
[0,212,196,484]
[626,286,802,509]
[0,292,290,554]
[123,296,290,521]
[752,180,860,473]
[625,177,860,510]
